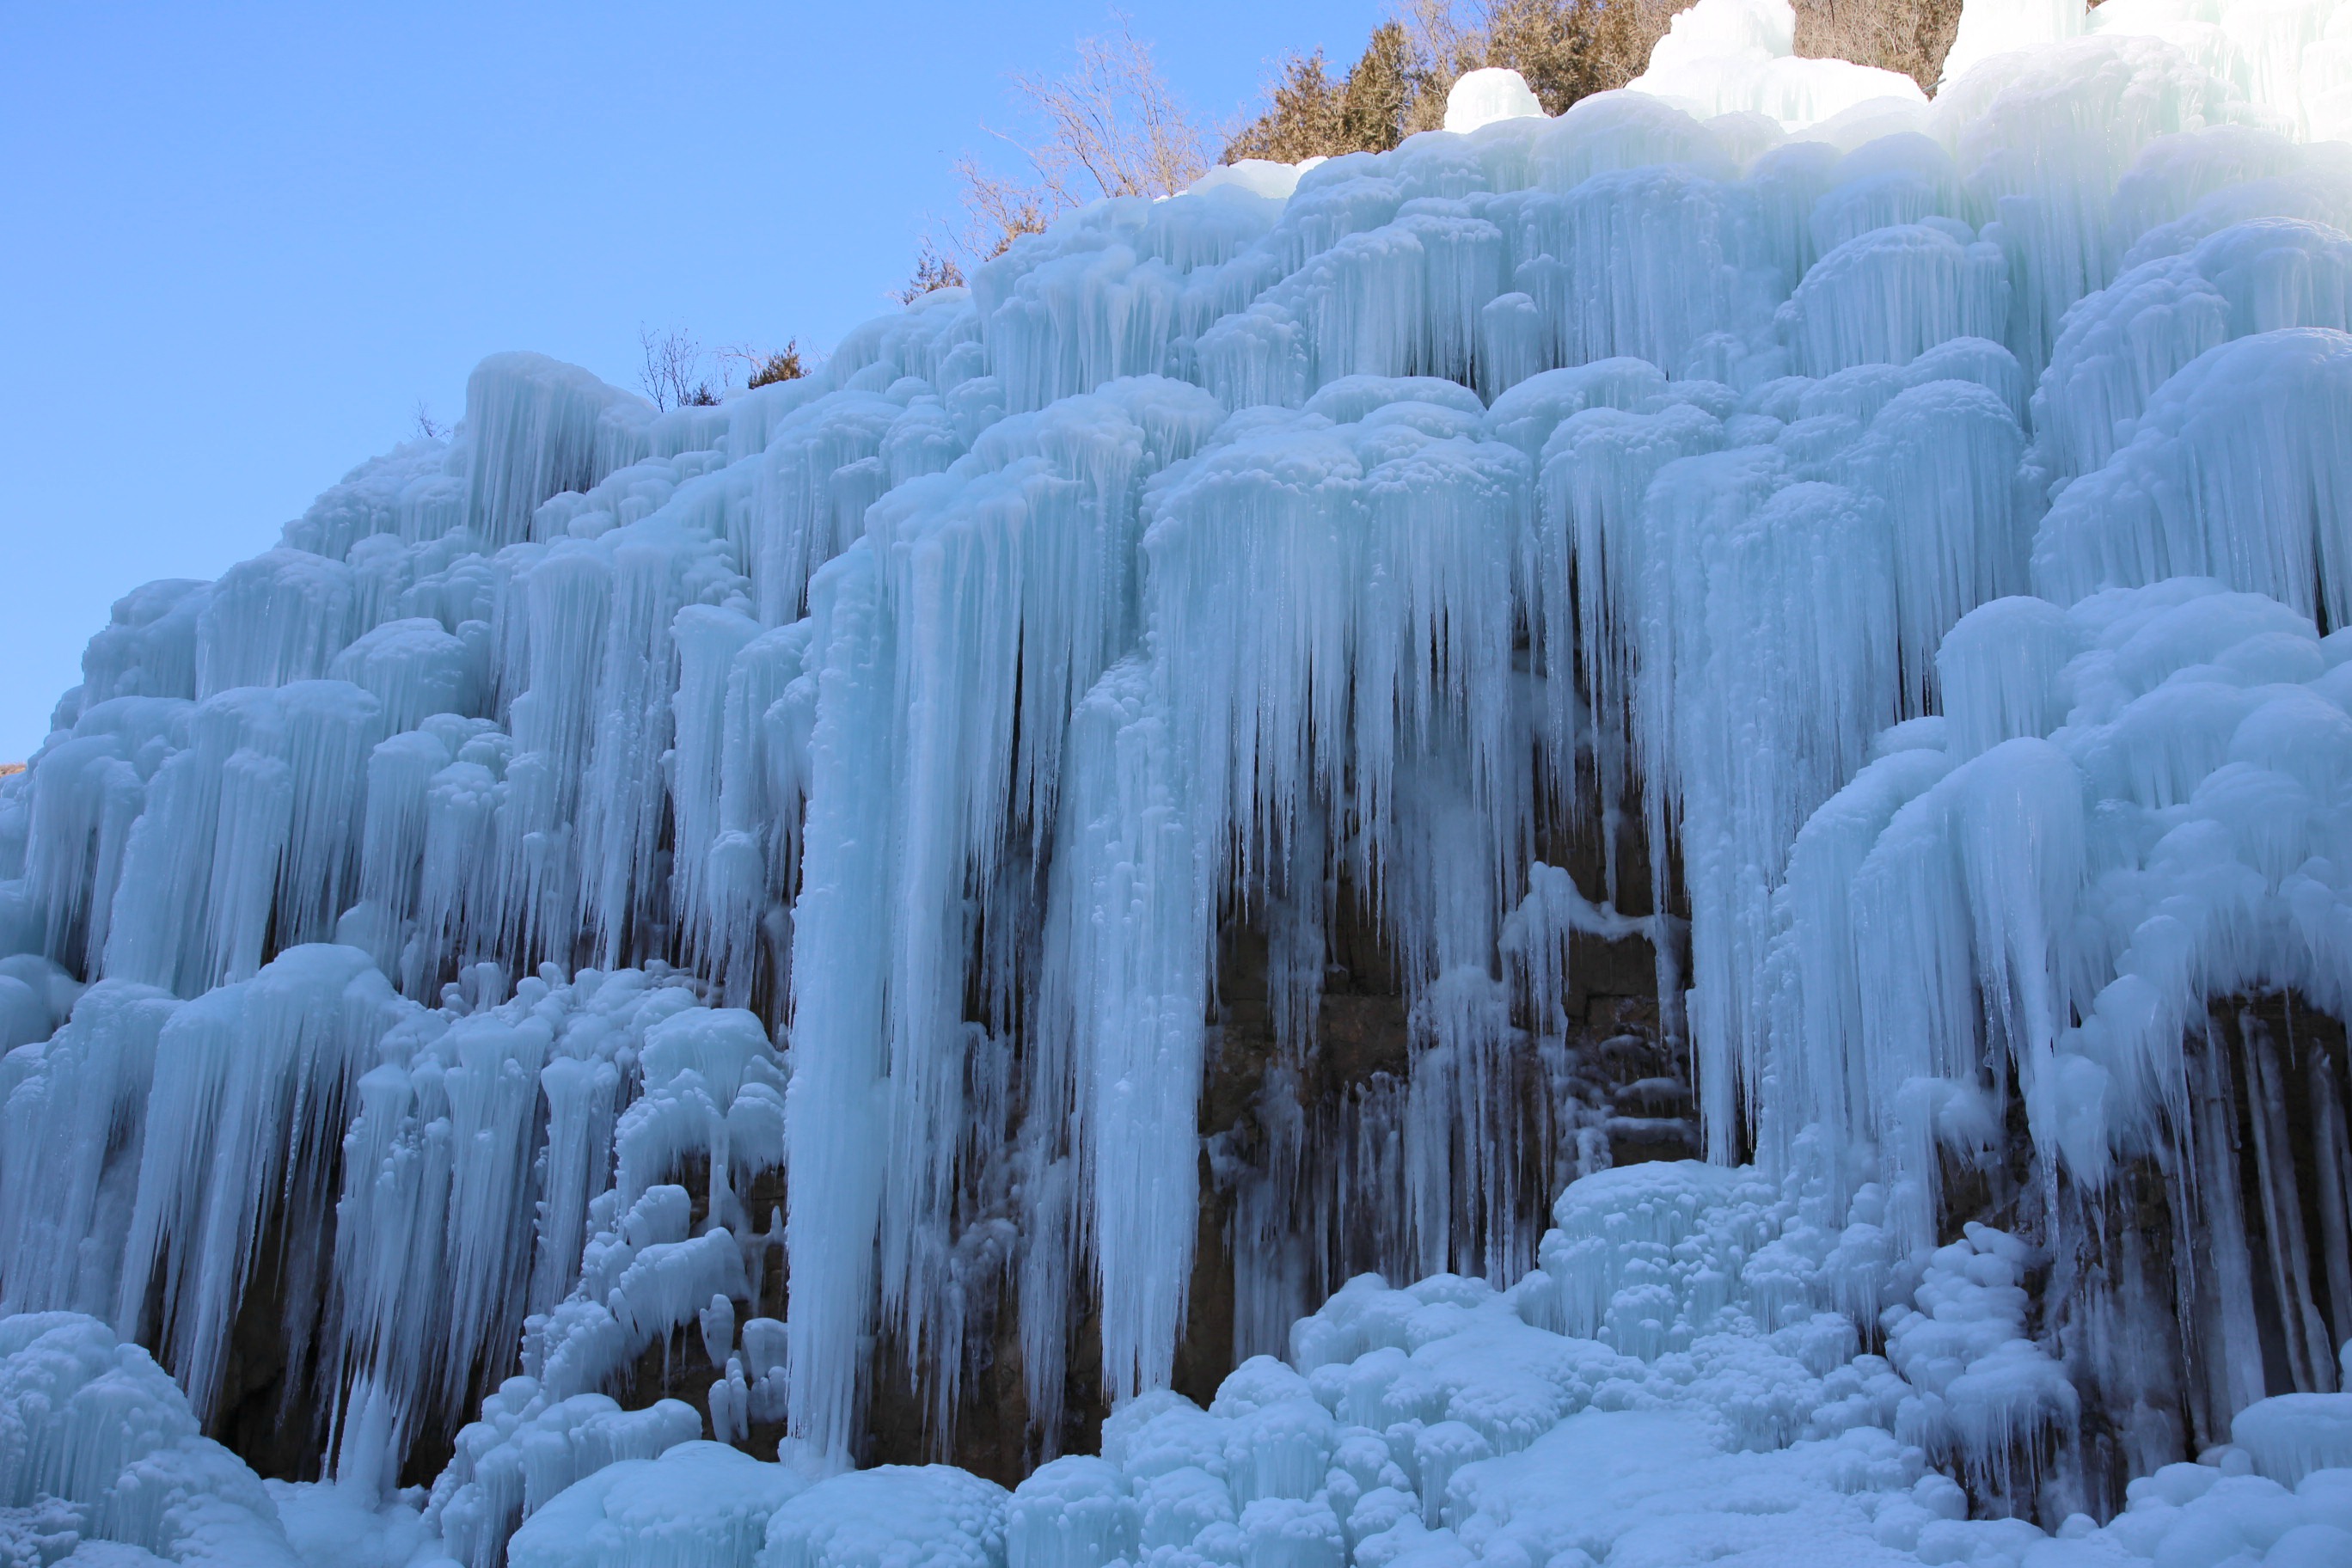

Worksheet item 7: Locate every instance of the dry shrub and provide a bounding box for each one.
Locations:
[951,15,1212,261]
[1792,0,1963,91]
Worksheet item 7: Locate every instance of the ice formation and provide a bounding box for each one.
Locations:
[0,1314,303,1566]
[7,0,2352,1562]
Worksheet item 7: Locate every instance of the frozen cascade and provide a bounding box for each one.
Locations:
[9,0,2352,1562]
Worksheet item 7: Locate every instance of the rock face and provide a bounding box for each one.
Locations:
[608,793,1693,1487]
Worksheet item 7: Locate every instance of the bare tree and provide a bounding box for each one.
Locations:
[952,156,1057,260]
[953,14,1211,260]
[639,324,712,411]
[413,400,447,441]
[1406,0,1485,90]
[1012,15,1211,203]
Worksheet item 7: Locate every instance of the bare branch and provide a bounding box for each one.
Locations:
[954,152,1057,260]
[953,14,1210,262]
[638,324,703,413]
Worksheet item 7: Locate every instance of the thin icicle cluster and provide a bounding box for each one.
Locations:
[1767,576,2352,1226]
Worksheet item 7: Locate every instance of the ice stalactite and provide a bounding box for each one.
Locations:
[2034,328,2352,625]
[779,543,896,1466]
[113,946,396,1424]
[1767,580,2352,1210]
[0,979,165,1318]
[340,984,792,1565]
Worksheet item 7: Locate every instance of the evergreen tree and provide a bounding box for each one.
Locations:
[1402,0,1679,131]
[1222,50,1346,162]
[1338,21,1413,153]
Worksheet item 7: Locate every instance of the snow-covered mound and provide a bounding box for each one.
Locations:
[0,1314,303,1566]
[9,0,2352,1562]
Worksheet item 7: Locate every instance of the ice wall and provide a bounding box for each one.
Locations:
[7,0,2352,1561]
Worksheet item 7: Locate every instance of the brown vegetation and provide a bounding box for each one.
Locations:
[1222,0,1966,166]
[1401,0,1678,125]
[638,329,812,406]
[1225,1,1684,162]
[744,340,807,388]
[949,14,1213,261]
[1792,0,1963,92]
[1222,23,1417,162]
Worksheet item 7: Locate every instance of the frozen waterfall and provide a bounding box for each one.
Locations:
[7,0,2352,1564]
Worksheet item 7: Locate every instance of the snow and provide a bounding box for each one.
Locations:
[1191,161,1313,202]
[505,1441,818,1568]
[758,1464,1006,1568]
[1445,70,1546,135]
[1629,0,1928,130]
[7,0,2352,1562]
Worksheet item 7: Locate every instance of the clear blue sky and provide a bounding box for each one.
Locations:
[0,1,1379,761]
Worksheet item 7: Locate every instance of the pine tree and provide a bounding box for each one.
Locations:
[1224,21,1425,164]
[1338,21,1413,153]
[1222,51,1346,162]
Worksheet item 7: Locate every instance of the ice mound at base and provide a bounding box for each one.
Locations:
[2234,1352,2352,1486]
[2071,1461,2352,1568]
[505,1441,824,1568]
[477,1158,2352,1568]
[757,1464,1007,1568]
[0,1314,301,1566]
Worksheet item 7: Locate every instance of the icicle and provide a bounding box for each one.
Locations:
[113,945,394,1420]
[2033,328,2352,627]
[669,603,762,971]
[1778,222,2012,377]
[0,981,178,1318]
[462,352,651,549]
[1045,658,1206,1405]
[194,548,358,697]
[2238,1009,2334,1392]
[781,544,896,1462]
